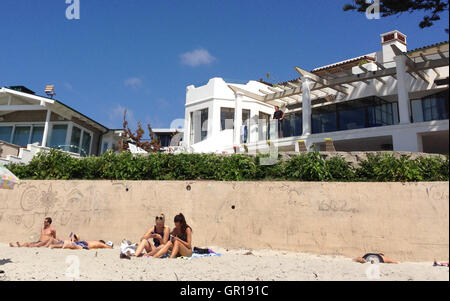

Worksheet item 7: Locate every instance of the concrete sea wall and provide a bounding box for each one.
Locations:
[0,180,448,262]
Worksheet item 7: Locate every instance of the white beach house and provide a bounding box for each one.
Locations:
[182,30,449,154]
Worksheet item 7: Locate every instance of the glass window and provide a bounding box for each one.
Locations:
[368,103,396,127]
[30,126,44,145]
[282,112,302,137]
[12,126,31,147]
[258,112,270,141]
[190,108,209,144]
[338,108,366,130]
[0,126,13,143]
[241,109,250,143]
[200,108,208,141]
[81,131,92,156]
[221,108,235,131]
[412,91,449,122]
[49,124,68,149]
[312,111,337,134]
[102,142,109,154]
[70,126,82,153]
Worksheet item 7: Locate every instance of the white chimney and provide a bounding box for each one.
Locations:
[380,30,407,63]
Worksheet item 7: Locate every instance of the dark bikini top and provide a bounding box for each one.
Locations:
[153,226,166,245]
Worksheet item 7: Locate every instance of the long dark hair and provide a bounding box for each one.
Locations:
[174,213,191,235]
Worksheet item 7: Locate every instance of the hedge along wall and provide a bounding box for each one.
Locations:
[6,150,449,182]
[0,180,448,262]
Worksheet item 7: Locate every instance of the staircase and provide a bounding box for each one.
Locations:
[0,142,81,166]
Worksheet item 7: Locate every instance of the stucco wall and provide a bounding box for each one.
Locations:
[0,180,448,262]
[0,141,20,158]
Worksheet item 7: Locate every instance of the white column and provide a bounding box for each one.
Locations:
[41,109,52,147]
[301,76,312,136]
[234,92,243,146]
[249,108,259,144]
[393,55,411,124]
[66,122,74,146]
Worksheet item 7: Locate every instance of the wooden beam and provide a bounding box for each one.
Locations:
[374,61,397,79]
[286,82,301,89]
[420,53,441,77]
[391,44,430,83]
[228,85,265,102]
[295,66,349,95]
[359,65,386,84]
[0,105,46,111]
[339,67,370,85]
[268,86,285,93]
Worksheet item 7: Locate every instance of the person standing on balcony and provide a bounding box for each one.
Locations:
[273,106,285,138]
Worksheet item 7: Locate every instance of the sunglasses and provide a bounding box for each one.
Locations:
[155,216,164,221]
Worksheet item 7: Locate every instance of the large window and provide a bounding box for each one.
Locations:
[411,90,449,122]
[12,126,32,147]
[241,109,250,143]
[312,108,337,134]
[69,126,92,156]
[0,126,13,143]
[0,125,44,146]
[190,108,209,144]
[312,97,399,134]
[31,126,44,144]
[81,131,92,156]
[70,126,82,153]
[221,108,235,131]
[282,112,302,137]
[49,124,68,149]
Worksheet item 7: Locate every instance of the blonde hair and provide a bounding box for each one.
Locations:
[156,213,165,222]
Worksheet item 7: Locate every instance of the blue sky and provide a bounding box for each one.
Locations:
[1,0,448,130]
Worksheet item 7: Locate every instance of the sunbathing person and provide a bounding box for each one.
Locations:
[49,233,113,250]
[354,253,399,264]
[9,217,61,248]
[134,213,170,257]
[151,213,192,259]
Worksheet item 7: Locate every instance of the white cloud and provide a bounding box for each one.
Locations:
[180,48,216,67]
[124,77,143,89]
[108,104,137,129]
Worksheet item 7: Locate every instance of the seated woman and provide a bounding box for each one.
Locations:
[134,213,170,257]
[49,233,113,250]
[151,213,192,259]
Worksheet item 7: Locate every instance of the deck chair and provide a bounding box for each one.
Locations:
[324,138,336,152]
[297,140,308,152]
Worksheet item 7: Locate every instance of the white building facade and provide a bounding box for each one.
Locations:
[183,30,449,154]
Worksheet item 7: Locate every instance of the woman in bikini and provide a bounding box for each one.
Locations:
[49,233,113,250]
[134,213,170,257]
[152,213,192,259]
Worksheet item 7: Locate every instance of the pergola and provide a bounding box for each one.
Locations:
[228,44,449,138]
[229,44,449,108]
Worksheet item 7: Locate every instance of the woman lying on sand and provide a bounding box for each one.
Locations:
[354,253,398,264]
[150,213,192,259]
[134,213,171,257]
[49,233,113,250]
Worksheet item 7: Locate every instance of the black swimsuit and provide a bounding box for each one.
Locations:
[153,226,166,247]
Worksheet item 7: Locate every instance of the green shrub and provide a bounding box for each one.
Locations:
[284,152,331,181]
[5,150,449,182]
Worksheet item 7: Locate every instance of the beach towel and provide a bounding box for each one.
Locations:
[179,252,222,260]
[120,239,137,255]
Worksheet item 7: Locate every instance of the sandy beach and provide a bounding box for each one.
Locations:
[0,243,448,281]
